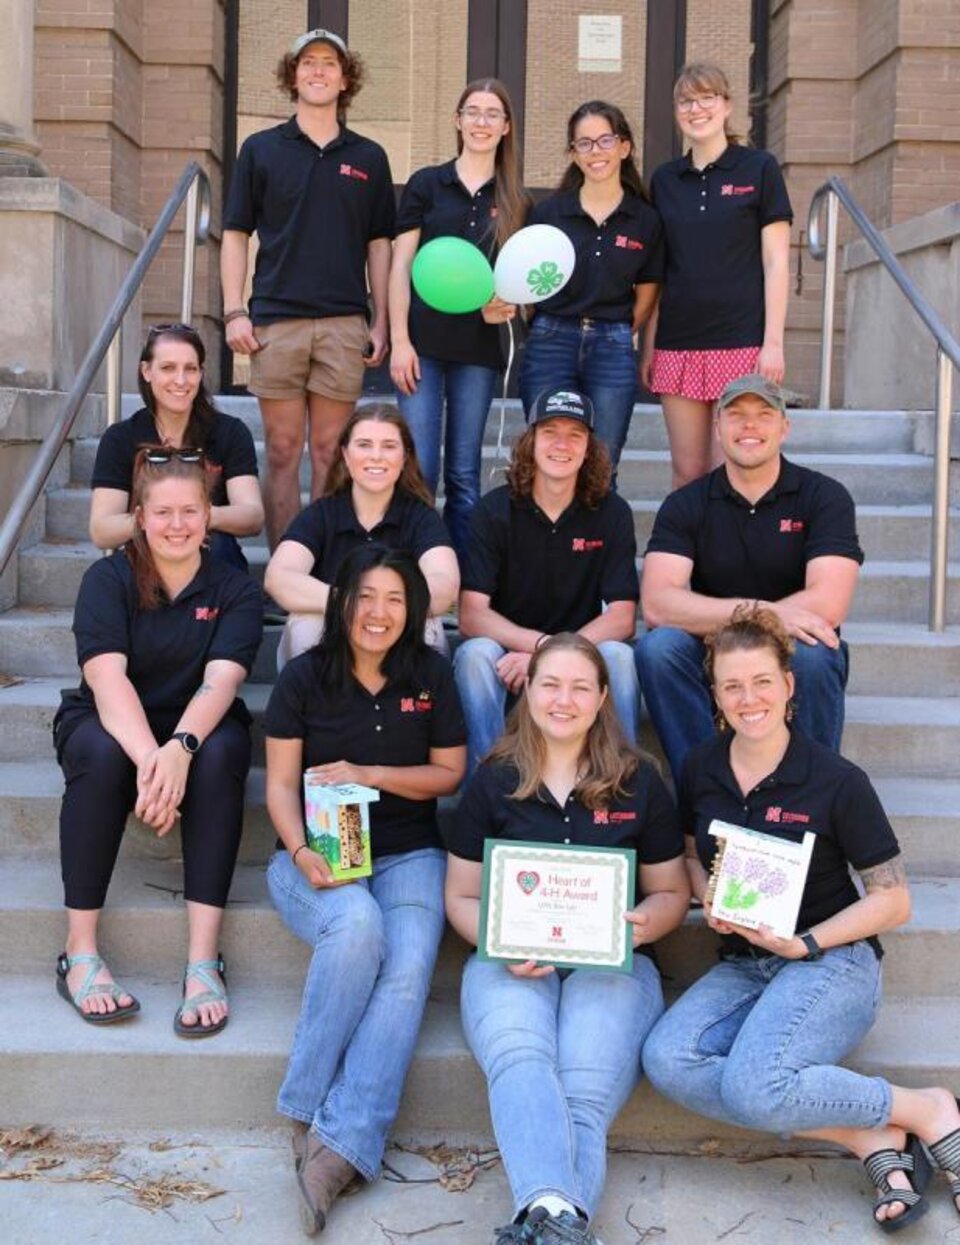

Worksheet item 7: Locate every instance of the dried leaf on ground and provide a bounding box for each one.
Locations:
[0,1126,52,1155]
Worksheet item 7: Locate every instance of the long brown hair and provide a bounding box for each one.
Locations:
[455,78,529,249]
[126,449,210,610]
[488,633,644,808]
[506,423,612,508]
[557,100,649,201]
[324,405,434,506]
[673,62,743,145]
[138,323,218,451]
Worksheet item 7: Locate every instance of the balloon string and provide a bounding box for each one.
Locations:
[491,318,515,484]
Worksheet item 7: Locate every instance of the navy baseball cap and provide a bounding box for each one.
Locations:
[528,388,595,430]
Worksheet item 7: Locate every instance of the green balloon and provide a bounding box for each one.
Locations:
[412,236,495,314]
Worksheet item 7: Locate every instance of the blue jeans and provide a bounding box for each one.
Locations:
[463,953,664,1221]
[266,846,446,1180]
[519,313,638,469]
[454,637,641,775]
[642,941,889,1134]
[634,627,850,786]
[396,356,498,562]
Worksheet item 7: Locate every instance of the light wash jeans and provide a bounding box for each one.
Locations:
[462,953,664,1221]
[396,356,498,564]
[635,626,850,786]
[267,846,446,1180]
[642,940,890,1135]
[454,637,641,775]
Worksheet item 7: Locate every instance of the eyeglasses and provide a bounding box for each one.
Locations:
[676,92,723,114]
[459,107,507,124]
[570,133,621,155]
[141,447,205,465]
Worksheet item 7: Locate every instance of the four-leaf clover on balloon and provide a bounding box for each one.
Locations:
[526,261,565,297]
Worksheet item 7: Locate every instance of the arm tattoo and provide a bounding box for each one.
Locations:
[191,681,214,701]
[859,854,908,892]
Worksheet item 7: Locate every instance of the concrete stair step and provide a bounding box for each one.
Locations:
[3,761,958,878]
[1,854,955,999]
[0,968,955,1142]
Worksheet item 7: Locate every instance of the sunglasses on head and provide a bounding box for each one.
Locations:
[146,321,196,338]
[141,447,205,465]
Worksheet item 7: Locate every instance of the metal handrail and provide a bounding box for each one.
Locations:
[807,175,960,632]
[0,161,211,579]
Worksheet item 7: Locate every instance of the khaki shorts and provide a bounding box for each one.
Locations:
[249,315,369,403]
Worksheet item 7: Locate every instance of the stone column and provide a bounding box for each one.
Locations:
[0,0,45,175]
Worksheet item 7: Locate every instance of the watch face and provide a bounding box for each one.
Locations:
[176,732,200,753]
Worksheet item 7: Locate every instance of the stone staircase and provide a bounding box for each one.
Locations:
[1,396,958,1149]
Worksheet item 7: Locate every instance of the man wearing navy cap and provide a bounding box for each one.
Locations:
[455,387,641,772]
[635,373,863,784]
[221,28,395,548]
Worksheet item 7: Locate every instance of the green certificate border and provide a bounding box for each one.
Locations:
[478,840,636,973]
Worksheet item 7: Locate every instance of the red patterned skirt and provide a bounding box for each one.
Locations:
[649,346,761,402]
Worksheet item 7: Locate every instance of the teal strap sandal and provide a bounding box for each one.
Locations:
[56,952,141,1025]
[173,954,228,1038]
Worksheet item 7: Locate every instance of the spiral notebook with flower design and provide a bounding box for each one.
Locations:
[704,819,815,938]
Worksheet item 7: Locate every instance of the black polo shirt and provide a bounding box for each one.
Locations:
[55,550,263,744]
[528,189,664,322]
[462,485,639,632]
[263,647,466,857]
[280,489,452,583]
[396,161,504,370]
[91,407,258,508]
[679,730,899,936]
[651,145,793,350]
[223,120,396,324]
[645,458,863,602]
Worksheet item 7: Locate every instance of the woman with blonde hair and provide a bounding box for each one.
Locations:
[446,633,688,1245]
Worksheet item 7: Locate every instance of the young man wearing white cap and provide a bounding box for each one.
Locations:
[635,373,863,784]
[222,29,395,548]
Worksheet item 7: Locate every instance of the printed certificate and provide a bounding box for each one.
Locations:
[479,840,636,972]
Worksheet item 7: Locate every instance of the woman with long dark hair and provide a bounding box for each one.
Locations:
[388,78,527,561]
[643,606,960,1233]
[265,405,459,665]
[517,101,664,469]
[264,544,466,1235]
[446,633,688,1245]
[640,63,793,488]
[54,450,262,1034]
[89,322,264,568]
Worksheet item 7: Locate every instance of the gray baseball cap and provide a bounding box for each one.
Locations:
[718,373,787,414]
[290,28,348,59]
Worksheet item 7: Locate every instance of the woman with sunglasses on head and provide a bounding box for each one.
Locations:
[516,101,664,471]
[446,634,688,1245]
[263,543,466,1235]
[642,605,960,1233]
[89,323,264,570]
[389,79,527,563]
[640,63,793,489]
[54,450,262,1034]
[265,405,459,666]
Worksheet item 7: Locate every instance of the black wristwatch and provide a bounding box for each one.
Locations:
[798,930,823,960]
[171,731,201,755]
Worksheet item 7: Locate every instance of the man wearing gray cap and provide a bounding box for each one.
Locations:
[221,29,395,548]
[635,373,863,784]
[455,387,641,772]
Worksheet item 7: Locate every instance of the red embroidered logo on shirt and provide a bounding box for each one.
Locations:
[594,810,609,825]
[779,519,804,533]
[571,538,604,552]
[614,234,644,250]
[765,806,782,823]
[339,163,368,181]
[194,607,220,622]
[721,184,756,196]
[782,811,811,824]
[401,694,433,713]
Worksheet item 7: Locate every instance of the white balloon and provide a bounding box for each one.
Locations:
[494,224,576,305]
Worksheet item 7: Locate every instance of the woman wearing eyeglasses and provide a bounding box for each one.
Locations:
[53,449,262,1034]
[517,101,664,471]
[89,323,265,570]
[640,63,793,490]
[388,79,527,563]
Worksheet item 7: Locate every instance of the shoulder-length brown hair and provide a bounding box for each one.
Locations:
[276,42,365,114]
[703,603,795,686]
[126,450,210,610]
[324,405,435,506]
[673,62,743,145]
[488,633,645,808]
[455,78,530,249]
[557,100,649,201]
[506,423,612,509]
